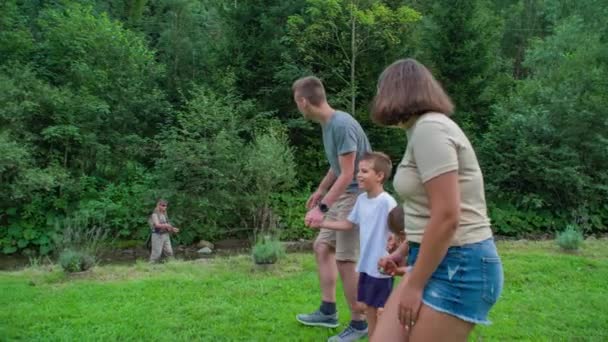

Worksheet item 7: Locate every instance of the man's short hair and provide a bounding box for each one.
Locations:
[292,76,327,106]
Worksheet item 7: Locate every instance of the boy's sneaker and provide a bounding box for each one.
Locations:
[327,325,368,342]
[296,309,339,328]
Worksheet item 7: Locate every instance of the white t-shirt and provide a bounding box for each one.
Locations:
[348,192,397,278]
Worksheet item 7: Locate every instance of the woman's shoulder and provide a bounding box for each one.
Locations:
[416,112,454,127]
[413,112,463,138]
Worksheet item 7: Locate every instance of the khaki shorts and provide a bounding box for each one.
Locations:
[315,192,359,262]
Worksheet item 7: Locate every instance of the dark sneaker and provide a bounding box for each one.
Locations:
[327,325,368,342]
[296,309,339,328]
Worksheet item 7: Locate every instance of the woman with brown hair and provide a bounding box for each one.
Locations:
[371,59,503,341]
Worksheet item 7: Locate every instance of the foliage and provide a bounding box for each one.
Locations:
[413,0,507,137]
[284,0,421,113]
[252,235,286,264]
[272,190,316,241]
[55,213,110,272]
[54,214,111,257]
[155,86,296,242]
[244,126,297,233]
[479,12,608,234]
[556,225,584,251]
[58,249,95,273]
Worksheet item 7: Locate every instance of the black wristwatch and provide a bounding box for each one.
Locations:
[318,203,330,213]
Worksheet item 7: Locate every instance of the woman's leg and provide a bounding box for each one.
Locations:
[371,275,474,342]
[408,304,474,342]
[371,277,409,342]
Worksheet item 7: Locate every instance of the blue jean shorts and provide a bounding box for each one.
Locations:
[408,238,504,325]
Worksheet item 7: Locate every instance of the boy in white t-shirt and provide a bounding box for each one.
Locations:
[311,152,396,339]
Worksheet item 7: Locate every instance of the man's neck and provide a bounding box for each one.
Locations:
[316,104,336,124]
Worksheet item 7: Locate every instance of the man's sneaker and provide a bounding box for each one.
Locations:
[296,309,339,328]
[327,325,368,342]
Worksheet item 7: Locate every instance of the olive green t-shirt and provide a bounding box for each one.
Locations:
[393,113,493,246]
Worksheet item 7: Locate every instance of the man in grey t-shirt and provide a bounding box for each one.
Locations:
[293,76,371,341]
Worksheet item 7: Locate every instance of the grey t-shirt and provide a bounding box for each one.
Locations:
[322,111,372,193]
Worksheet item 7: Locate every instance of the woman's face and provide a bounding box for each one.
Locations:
[157,202,167,213]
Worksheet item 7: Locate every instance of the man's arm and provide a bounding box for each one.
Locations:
[307,169,337,209]
[320,152,356,207]
[318,169,337,194]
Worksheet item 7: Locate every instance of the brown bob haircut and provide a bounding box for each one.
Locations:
[371,58,454,126]
[292,76,327,106]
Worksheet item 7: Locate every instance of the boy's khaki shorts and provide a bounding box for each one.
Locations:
[315,192,359,262]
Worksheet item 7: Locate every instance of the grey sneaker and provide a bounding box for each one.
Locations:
[296,309,339,328]
[327,325,368,342]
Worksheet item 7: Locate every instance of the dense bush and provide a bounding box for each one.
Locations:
[252,236,285,264]
[59,249,95,273]
[556,225,584,251]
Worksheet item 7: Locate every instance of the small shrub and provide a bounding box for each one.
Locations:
[54,214,110,272]
[252,236,285,264]
[556,225,583,251]
[58,249,95,272]
[54,213,111,258]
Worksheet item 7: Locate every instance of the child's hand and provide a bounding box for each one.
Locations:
[378,256,398,276]
[378,255,406,276]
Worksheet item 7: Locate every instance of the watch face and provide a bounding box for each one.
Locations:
[319,204,329,213]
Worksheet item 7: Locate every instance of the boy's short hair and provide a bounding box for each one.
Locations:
[292,76,326,106]
[361,151,393,183]
[387,206,405,236]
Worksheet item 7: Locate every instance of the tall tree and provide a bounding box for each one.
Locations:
[284,0,421,115]
[415,0,503,124]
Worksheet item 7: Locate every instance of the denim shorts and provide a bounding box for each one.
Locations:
[408,238,503,325]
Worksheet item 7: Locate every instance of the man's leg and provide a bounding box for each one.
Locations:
[316,239,338,303]
[337,260,363,321]
[296,229,340,328]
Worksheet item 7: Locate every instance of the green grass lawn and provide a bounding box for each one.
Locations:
[1,239,607,341]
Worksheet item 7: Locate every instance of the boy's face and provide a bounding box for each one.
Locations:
[357,159,384,191]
